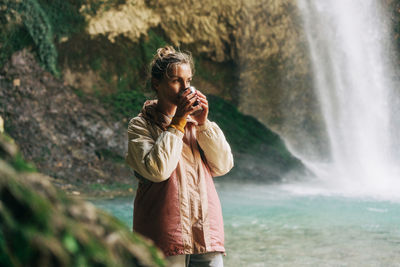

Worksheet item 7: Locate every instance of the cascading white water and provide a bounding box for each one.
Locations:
[286,0,400,199]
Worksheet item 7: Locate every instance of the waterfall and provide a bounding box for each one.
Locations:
[288,0,400,198]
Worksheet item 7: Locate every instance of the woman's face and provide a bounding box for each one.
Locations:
[155,63,192,105]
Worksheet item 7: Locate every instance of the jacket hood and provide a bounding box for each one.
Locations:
[139,99,198,130]
[139,100,171,130]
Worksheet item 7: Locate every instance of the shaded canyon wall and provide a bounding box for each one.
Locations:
[69,0,326,158]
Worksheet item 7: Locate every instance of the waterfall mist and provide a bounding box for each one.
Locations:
[284,0,400,199]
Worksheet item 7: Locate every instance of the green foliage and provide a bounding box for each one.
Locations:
[20,0,59,76]
[62,233,79,253]
[0,25,34,69]
[194,57,239,103]
[11,153,37,173]
[3,0,59,75]
[141,29,167,65]
[101,88,147,119]
[195,58,235,85]
[36,0,87,39]
[1,0,127,75]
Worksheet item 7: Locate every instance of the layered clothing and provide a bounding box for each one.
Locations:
[126,100,233,256]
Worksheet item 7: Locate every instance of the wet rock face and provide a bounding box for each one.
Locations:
[0,50,131,185]
[0,132,165,267]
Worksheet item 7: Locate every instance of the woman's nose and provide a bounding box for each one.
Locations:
[183,81,190,89]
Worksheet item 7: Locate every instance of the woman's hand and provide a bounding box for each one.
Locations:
[191,90,209,125]
[174,89,202,118]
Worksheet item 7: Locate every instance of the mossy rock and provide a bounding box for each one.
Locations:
[0,131,166,267]
[208,95,304,181]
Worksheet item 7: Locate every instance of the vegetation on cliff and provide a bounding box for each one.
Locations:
[1,0,59,75]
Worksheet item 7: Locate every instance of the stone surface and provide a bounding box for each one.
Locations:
[0,50,132,187]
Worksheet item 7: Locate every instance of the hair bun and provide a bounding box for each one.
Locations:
[149,45,194,87]
[157,46,176,59]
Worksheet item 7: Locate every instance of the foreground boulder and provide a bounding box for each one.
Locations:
[0,130,166,267]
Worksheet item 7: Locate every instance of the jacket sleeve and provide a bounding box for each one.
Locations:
[125,117,184,183]
[196,120,234,177]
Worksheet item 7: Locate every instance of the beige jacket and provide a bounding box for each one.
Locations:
[125,100,233,256]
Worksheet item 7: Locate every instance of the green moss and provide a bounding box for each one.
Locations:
[11,153,37,173]
[62,233,79,254]
[2,181,52,229]
[72,88,86,99]
[208,95,275,150]
[90,57,103,71]
[36,0,86,40]
[0,25,34,69]
[3,0,59,75]
[195,57,234,84]
[208,95,297,165]
[141,29,168,64]
[101,88,147,119]
[194,57,239,102]
[1,132,14,144]
[0,164,165,266]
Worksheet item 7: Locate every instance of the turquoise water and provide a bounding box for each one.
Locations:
[91,182,400,266]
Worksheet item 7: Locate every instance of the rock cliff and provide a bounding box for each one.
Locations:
[68,0,324,155]
[0,50,131,190]
[3,0,400,162]
[4,0,343,186]
[77,0,400,158]
[1,49,302,187]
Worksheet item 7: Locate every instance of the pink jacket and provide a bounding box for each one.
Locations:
[126,100,234,256]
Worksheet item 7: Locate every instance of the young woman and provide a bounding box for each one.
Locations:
[125,46,233,267]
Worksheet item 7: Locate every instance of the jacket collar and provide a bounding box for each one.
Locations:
[139,100,197,130]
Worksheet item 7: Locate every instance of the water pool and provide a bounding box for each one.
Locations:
[91,182,400,266]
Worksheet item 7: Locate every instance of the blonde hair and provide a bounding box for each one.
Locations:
[150,46,194,90]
